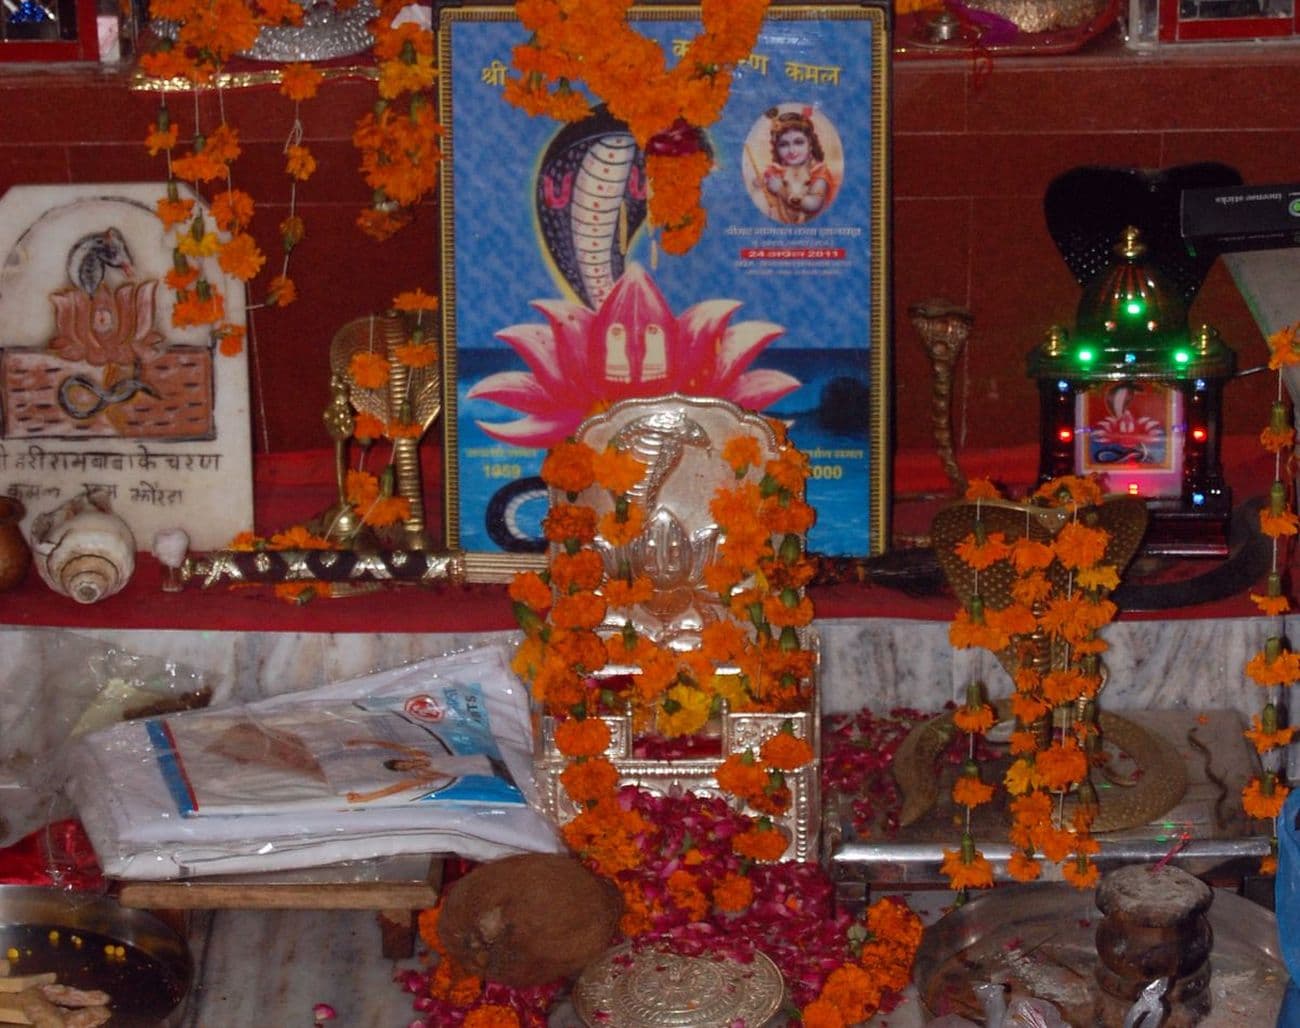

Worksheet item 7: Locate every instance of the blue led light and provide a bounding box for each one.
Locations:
[1057,380,1070,393]
[1124,353,1136,364]
[1192,492,1206,506]
[1195,378,1206,391]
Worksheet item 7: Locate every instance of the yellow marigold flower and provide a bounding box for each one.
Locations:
[1003,756,1039,795]
[658,682,712,737]
[1076,564,1120,592]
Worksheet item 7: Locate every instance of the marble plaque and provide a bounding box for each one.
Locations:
[0,184,253,551]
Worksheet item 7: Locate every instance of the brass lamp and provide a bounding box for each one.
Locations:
[1028,226,1236,556]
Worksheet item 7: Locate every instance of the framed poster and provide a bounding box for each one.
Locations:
[439,3,890,574]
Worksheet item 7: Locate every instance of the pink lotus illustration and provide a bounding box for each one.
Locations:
[468,263,800,447]
[49,281,165,367]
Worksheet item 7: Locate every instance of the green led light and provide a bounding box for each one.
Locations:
[1077,347,1095,364]
[1124,299,1144,316]
[1173,350,1190,365]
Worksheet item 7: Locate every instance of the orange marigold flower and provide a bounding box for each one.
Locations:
[1062,856,1100,890]
[949,607,1010,652]
[267,274,297,307]
[1054,521,1109,569]
[284,144,317,181]
[955,530,1012,570]
[554,717,611,758]
[352,411,384,441]
[733,823,789,862]
[1008,729,1040,756]
[172,289,225,328]
[987,603,1037,638]
[1261,508,1300,537]
[273,581,326,604]
[1268,323,1300,368]
[1251,591,1291,616]
[964,477,1002,500]
[1261,425,1296,454]
[1010,536,1055,572]
[348,351,390,389]
[543,503,598,545]
[940,846,994,890]
[359,493,411,528]
[1245,647,1300,686]
[165,263,199,291]
[269,523,335,550]
[1007,850,1042,882]
[463,1005,521,1028]
[1036,474,1104,508]
[1012,570,1054,606]
[1009,692,1050,727]
[386,420,423,439]
[156,195,195,229]
[953,704,996,735]
[712,873,753,913]
[1244,715,1297,754]
[211,188,255,232]
[393,287,439,312]
[217,325,245,357]
[716,753,768,801]
[507,570,552,612]
[279,62,324,101]
[598,504,645,546]
[217,233,265,281]
[1036,738,1088,791]
[723,434,764,476]
[592,445,646,496]
[541,440,596,495]
[560,755,619,806]
[549,549,604,593]
[759,731,814,771]
[145,122,179,156]
[550,591,607,630]
[394,341,438,367]
[603,575,654,609]
[952,775,995,808]
[172,150,227,183]
[801,998,847,1028]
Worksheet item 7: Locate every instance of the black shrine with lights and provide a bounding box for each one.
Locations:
[1028,226,1235,557]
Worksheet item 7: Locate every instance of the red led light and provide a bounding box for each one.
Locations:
[1057,427,1073,443]
[1191,427,1207,443]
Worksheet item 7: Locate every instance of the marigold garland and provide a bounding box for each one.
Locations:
[944,474,1124,891]
[504,0,770,254]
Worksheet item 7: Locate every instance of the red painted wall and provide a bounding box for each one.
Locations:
[0,37,1289,472]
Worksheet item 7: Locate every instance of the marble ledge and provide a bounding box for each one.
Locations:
[0,612,1283,746]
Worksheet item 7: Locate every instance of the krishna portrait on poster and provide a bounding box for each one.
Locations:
[437,2,890,566]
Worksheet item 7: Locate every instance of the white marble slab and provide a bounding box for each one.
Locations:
[0,183,253,552]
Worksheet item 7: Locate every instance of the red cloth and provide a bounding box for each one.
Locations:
[0,819,104,892]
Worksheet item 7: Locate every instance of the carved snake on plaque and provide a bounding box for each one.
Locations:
[535,105,648,310]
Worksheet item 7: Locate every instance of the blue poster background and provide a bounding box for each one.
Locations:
[442,8,884,556]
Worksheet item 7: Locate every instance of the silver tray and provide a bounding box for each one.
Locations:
[0,886,192,1026]
[914,883,1286,1026]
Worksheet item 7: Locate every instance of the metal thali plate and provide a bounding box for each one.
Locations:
[914,883,1286,1026]
[0,885,192,1026]
[572,943,784,1027]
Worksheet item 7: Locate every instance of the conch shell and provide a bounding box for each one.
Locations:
[30,489,135,604]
